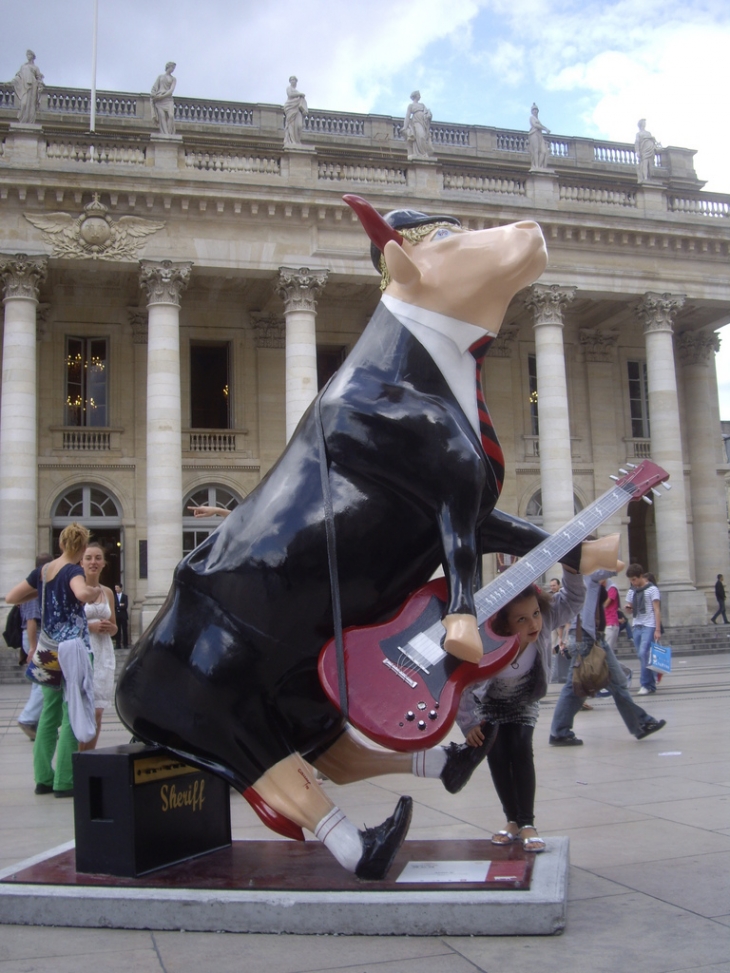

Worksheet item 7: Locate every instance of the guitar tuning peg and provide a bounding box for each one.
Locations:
[651,487,662,497]
[619,468,629,475]
[626,463,637,469]
[609,475,619,481]
[642,495,653,505]
[662,482,672,491]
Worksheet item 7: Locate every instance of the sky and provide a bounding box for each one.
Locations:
[3,0,729,415]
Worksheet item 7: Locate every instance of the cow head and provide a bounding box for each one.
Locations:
[345,194,547,334]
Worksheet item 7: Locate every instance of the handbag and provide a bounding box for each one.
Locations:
[648,640,672,674]
[25,567,63,689]
[571,616,610,697]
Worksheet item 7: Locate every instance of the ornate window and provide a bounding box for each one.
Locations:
[53,484,122,523]
[527,353,539,435]
[190,342,230,429]
[182,484,242,557]
[627,360,650,438]
[65,337,108,427]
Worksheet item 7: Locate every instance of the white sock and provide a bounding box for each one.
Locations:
[412,747,447,779]
[314,807,363,872]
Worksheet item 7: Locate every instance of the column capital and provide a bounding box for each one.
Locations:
[0,253,48,301]
[635,291,685,335]
[579,327,618,363]
[676,329,720,367]
[276,267,328,313]
[524,283,576,327]
[139,259,192,307]
[250,311,285,349]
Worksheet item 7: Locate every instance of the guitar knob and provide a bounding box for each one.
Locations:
[428,710,437,720]
[418,720,426,730]
[406,711,415,721]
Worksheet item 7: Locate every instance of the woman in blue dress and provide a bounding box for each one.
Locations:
[7,523,99,796]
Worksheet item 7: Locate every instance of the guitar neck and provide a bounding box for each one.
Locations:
[420,483,631,645]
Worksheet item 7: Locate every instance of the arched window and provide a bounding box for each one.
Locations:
[182,484,242,557]
[525,490,583,526]
[51,484,123,585]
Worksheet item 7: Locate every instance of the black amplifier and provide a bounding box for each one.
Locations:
[73,743,232,877]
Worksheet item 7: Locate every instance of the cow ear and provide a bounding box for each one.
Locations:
[383,240,422,287]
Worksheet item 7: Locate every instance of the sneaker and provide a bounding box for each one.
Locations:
[34,783,53,795]
[18,721,37,741]
[636,718,666,740]
[638,687,655,695]
[549,735,583,746]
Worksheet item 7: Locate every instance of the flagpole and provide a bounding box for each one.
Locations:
[89,0,98,160]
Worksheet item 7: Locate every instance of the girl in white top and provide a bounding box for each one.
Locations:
[79,542,118,750]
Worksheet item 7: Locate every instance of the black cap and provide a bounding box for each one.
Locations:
[370,208,461,271]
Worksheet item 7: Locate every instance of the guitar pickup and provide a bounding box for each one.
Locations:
[383,659,418,687]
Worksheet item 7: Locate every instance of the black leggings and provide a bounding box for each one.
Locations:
[485,722,536,829]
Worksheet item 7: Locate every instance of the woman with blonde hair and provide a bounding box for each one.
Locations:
[7,523,99,797]
[78,542,117,750]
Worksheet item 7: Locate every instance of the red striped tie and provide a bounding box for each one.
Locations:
[469,335,504,492]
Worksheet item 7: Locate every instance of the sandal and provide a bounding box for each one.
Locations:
[518,826,546,853]
[491,821,519,845]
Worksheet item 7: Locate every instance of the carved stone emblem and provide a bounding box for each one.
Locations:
[24,193,165,260]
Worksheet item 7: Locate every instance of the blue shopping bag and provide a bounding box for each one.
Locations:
[648,641,672,674]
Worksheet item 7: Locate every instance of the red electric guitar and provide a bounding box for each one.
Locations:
[318,460,669,751]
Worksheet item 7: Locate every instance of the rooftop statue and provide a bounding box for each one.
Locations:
[13,50,44,125]
[404,90,434,159]
[635,118,660,183]
[528,103,552,171]
[283,76,307,147]
[151,62,177,135]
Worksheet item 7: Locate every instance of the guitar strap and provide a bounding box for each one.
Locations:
[314,390,349,721]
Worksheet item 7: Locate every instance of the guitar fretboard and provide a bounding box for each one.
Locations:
[397,483,631,672]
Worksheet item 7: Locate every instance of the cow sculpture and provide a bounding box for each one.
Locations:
[116,196,615,880]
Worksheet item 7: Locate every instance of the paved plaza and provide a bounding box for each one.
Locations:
[0,653,728,972]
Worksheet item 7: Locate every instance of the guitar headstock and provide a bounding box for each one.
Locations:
[612,460,670,503]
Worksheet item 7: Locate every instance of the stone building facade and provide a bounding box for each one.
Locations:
[0,82,728,634]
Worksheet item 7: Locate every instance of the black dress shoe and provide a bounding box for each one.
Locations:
[54,789,74,799]
[440,735,493,794]
[355,795,413,881]
[34,783,53,795]
[549,735,583,746]
[636,718,666,740]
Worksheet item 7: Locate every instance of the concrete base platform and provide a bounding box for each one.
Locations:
[0,837,569,935]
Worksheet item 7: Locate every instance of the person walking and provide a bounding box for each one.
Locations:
[549,570,665,746]
[6,523,99,797]
[114,583,129,648]
[625,564,661,695]
[711,574,728,624]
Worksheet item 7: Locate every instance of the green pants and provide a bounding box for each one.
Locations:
[33,684,77,792]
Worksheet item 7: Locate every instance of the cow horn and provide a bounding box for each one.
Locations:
[343,195,404,250]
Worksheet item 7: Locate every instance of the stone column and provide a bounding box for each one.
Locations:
[139,259,192,625]
[525,284,576,534]
[0,255,47,601]
[635,293,706,624]
[676,329,730,606]
[275,267,328,441]
[251,313,286,476]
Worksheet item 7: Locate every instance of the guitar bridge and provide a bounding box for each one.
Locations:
[383,659,418,688]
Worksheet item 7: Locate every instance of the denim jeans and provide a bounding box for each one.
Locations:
[550,632,652,739]
[18,632,45,725]
[632,623,657,692]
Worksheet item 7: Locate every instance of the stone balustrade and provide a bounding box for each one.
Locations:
[317,161,406,185]
[559,183,637,208]
[184,150,280,175]
[497,132,528,153]
[443,171,526,195]
[668,194,730,218]
[45,138,147,166]
[175,100,253,126]
[305,113,365,136]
